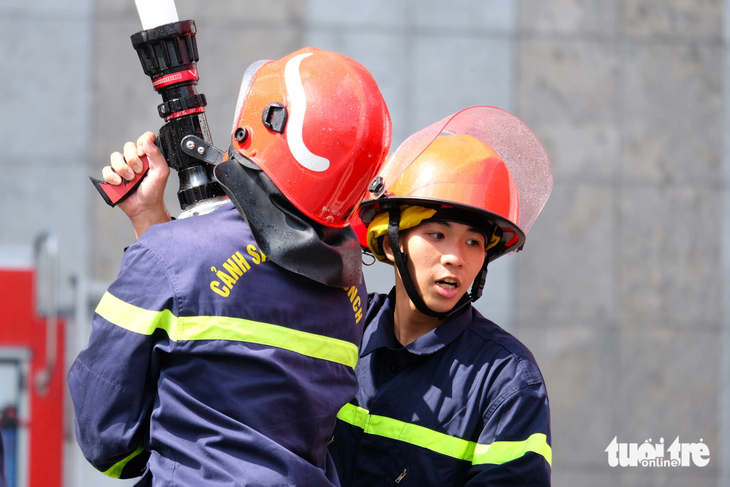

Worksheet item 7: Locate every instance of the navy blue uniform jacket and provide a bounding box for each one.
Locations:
[330,291,551,486]
[68,203,366,486]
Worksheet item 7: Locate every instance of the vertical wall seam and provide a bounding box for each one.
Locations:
[615,0,626,438]
[720,2,730,485]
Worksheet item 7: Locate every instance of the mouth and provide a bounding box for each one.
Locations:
[434,277,461,298]
[436,278,459,290]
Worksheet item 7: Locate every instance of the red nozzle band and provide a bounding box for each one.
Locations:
[164,106,206,122]
[152,68,199,90]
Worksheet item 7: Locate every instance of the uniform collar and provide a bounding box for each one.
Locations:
[361,289,473,357]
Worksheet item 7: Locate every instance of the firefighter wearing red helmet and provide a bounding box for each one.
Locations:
[69,47,391,486]
[329,106,554,486]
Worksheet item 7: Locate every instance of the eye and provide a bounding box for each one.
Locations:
[428,232,445,240]
[466,238,484,247]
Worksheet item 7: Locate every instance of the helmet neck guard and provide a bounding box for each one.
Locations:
[214,153,362,287]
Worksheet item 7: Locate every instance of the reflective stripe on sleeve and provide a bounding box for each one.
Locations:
[95,292,359,368]
[337,403,552,466]
[473,432,552,467]
[102,444,145,478]
[96,291,177,337]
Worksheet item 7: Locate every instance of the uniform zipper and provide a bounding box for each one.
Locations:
[394,468,407,483]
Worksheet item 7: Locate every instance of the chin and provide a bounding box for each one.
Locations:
[424,296,466,315]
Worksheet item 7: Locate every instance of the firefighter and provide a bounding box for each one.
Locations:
[68,47,391,486]
[328,106,554,486]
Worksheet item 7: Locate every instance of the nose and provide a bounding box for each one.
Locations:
[440,242,465,268]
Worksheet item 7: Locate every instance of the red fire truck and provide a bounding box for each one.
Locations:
[0,236,64,487]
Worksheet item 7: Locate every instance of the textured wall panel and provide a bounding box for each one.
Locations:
[518,0,723,484]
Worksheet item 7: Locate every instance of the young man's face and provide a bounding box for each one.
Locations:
[387,220,488,314]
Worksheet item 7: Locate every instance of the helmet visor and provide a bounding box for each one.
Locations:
[377,106,553,236]
[231,59,271,136]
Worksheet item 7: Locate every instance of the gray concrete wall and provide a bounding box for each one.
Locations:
[0,0,93,307]
[515,1,723,485]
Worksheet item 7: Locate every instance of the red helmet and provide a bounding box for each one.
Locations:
[229,47,392,227]
[360,106,552,261]
[359,106,553,317]
[362,133,522,263]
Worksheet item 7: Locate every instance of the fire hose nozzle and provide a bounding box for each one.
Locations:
[92,18,223,210]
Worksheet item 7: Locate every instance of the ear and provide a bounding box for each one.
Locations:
[382,234,396,263]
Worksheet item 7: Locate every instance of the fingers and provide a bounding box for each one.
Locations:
[124,141,145,175]
[107,150,136,183]
[137,132,169,177]
[102,132,170,189]
[136,131,156,155]
[102,164,122,185]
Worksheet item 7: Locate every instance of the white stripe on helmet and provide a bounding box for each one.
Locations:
[284,52,331,172]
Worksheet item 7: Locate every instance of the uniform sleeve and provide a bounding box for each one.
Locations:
[67,241,176,479]
[465,361,551,486]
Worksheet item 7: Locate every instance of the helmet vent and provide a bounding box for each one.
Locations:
[369,176,386,197]
[262,103,288,133]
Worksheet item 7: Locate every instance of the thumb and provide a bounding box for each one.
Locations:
[137,132,168,173]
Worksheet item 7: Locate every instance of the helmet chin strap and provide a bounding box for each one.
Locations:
[387,208,487,321]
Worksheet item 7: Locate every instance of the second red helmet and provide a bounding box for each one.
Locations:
[229,47,392,228]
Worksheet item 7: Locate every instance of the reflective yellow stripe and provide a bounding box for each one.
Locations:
[337,403,552,466]
[338,404,476,461]
[96,291,177,337]
[180,315,359,368]
[473,433,552,467]
[370,414,477,461]
[102,444,145,478]
[337,403,371,429]
[96,292,359,368]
